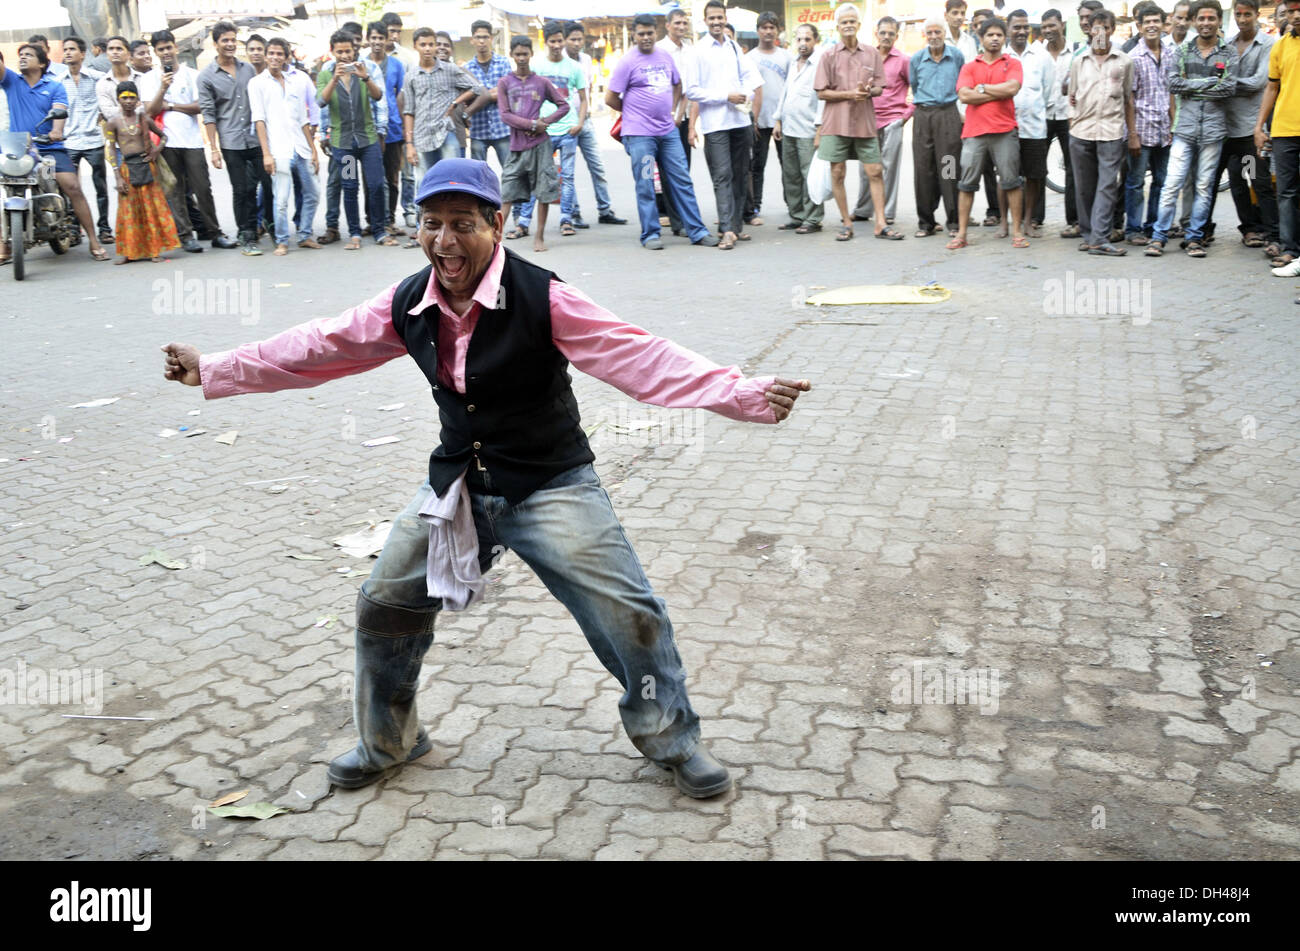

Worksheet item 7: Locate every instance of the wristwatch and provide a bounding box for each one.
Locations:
[976,83,986,95]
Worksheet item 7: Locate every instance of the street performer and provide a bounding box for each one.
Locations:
[160,158,811,800]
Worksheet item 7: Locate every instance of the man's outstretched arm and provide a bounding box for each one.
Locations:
[548,281,811,423]
[162,284,411,396]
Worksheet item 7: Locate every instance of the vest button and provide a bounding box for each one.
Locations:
[467,404,476,412]
[472,441,481,449]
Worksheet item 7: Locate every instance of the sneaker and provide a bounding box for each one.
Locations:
[643,237,665,250]
[241,241,263,256]
[597,213,627,225]
[693,234,720,247]
[1272,258,1300,277]
[571,216,590,229]
[405,212,417,229]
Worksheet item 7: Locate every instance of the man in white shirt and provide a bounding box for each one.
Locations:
[745,12,792,225]
[656,7,696,234]
[95,36,141,123]
[773,23,825,232]
[142,30,236,250]
[251,37,321,255]
[1036,8,1079,232]
[685,0,764,249]
[1004,9,1054,237]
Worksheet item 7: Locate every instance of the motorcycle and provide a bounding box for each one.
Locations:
[1,106,81,281]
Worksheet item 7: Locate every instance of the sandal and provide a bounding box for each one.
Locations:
[505,226,529,240]
[736,232,751,241]
[1012,235,1031,249]
[91,247,110,261]
[378,236,399,246]
[915,224,941,237]
[983,214,1000,227]
[1243,232,1264,248]
[873,227,904,240]
[1059,224,1081,238]
[777,221,801,230]
[1144,241,1164,257]
[560,221,576,236]
[717,235,736,250]
[344,237,362,250]
[1270,253,1294,267]
[1089,243,1126,256]
[836,226,854,241]
[945,236,968,250]
[1263,242,1282,259]
[1185,241,1207,257]
[794,223,821,234]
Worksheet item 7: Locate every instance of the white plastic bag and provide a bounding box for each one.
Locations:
[807,155,832,205]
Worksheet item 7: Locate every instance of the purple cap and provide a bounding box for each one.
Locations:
[414,158,501,207]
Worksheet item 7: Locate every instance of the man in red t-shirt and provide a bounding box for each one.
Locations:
[948,17,1025,248]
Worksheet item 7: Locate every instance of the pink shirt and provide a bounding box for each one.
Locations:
[872,46,914,128]
[200,244,777,424]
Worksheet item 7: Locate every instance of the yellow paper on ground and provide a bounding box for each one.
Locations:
[806,285,951,306]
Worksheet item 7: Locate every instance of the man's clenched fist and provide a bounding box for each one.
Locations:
[765,378,811,422]
[161,343,202,386]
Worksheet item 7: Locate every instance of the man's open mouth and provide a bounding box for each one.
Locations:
[437,254,468,279]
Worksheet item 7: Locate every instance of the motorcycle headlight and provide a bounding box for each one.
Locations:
[0,154,35,177]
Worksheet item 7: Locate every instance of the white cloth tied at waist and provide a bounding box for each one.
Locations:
[416,469,484,611]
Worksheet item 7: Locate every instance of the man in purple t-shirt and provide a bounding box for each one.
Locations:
[606,15,719,249]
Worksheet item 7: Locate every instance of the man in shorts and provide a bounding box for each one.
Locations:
[497,35,569,252]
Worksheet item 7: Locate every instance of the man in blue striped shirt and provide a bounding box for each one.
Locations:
[910,18,965,235]
[464,20,513,168]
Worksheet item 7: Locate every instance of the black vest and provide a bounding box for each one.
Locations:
[390,248,595,504]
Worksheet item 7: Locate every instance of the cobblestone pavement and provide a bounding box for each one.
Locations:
[1,125,1297,860]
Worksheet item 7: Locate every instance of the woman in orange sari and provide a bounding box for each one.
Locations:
[103,81,179,263]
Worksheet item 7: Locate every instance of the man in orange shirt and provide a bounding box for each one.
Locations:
[948,17,1025,248]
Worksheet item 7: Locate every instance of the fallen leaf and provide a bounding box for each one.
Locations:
[138,548,186,570]
[207,802,290,820]
[209,789,250,808]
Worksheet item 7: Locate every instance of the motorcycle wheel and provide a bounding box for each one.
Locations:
[9,210,24,281]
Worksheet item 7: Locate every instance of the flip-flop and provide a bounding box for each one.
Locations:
[560,222,576,236]
[717,236,736,250]
[873,228,904,240]
[945,236,967,250]
[505,226,528,240]
[1088,244,1126,256]
[736,232,751,241]
[1144,242,1164,257]
[91,247,109,261]
[1012,236,1030,249]
[795,224,821,234]
[836,227,853,241]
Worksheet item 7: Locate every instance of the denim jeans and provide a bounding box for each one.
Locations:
[470,135,511,169]
[572,121,614,219]
[517,133,576,228]
[272,153,319,245]
[67,146,111,235]
[416,138,463,178]
[348,463,701,771]
[1124,143,1169,238]
[338,141,388,241]
[623,132,710,244]
[1152,135,1224,244]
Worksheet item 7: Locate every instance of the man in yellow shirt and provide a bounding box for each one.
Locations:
[1258,0,1300,274]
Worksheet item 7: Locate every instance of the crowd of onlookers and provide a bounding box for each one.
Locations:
[2,0,1296,287]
